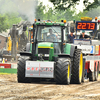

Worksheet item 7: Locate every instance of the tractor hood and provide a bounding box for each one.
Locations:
[38,42,54,61]
[38,42,54,48]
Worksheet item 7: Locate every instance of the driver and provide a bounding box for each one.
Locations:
[47,29,57,42]
[79,30,90,39]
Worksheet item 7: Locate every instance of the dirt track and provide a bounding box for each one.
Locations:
[0,74,100,100]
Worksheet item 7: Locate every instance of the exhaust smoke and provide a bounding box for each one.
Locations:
[0,0,38,23]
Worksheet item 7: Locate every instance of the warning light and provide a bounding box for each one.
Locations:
[95,17,97,20]
[63,20,66,23]
[98,20,100,23]
[34,19,37,22]
[81,17,92,21]
[63,43,66,45]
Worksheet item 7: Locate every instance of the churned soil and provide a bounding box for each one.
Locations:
[0,74,100,100]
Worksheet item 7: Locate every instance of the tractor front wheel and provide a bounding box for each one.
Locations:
[17,56,31,83]
[55,58,71,84]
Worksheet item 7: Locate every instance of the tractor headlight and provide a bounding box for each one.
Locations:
[38,54,41,56]
[45,54,49,57]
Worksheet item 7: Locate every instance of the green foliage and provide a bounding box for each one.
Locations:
[0,0,23,32]
[84,7,100,19]
[0,13,22,32]
[5,13,22,28]
[36,2,46,20]
[74,11,88,21]
[49,0,100,11]
[36,2,87,22]
[36,1,100,22]
[0,14,9,32]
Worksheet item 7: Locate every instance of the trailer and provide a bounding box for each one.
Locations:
[73,17,100,81]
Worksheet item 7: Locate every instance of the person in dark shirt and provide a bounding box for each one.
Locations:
[79,30,90,39]
[68,31,75,43]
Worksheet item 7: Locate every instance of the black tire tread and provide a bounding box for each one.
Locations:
[71,49,83,84]
[55,58,71,84]
[94,64,99,81]
[17,56,31,83]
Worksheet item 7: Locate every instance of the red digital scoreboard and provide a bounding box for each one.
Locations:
[76,21,97,30]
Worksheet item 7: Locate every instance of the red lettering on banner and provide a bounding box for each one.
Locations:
[36,67,38,71]
[27,67,30,70]
[31,67,34,70]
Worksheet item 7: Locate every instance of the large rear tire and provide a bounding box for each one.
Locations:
[71,49,83,84]
[17,56,31,83]
[55,58,71,84]
[94,64,99,81]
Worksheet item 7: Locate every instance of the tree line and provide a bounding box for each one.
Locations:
[0,0,100,32]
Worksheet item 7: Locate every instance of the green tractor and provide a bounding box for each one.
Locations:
[17,19,83,84]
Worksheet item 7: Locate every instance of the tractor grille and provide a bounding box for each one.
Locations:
[38,48,50,60]
[38,48,50,54]
[43,57,49,60]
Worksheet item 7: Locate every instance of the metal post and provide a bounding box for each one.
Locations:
[11,24,17,61]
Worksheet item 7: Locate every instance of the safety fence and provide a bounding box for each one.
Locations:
[0,63,17,74]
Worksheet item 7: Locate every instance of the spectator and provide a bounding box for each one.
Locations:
[79,30,90,39]
[68,31,75,43]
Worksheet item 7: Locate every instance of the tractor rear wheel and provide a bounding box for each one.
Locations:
[17,56,31,83]
[55,58,71,84]
[71,49,83,84]
[94,65,99,81]
[82,67,85,83]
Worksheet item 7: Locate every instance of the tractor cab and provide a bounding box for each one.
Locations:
[30,19,67,61]
[36,24,62,54]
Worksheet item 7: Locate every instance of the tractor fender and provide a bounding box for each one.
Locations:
[70,45,77,57]
[59,45,77,58]
[20,43,32,56]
